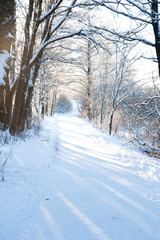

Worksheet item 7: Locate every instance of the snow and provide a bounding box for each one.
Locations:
[6,33,15,39]
[0,50,10,85]
[0,108,160,240]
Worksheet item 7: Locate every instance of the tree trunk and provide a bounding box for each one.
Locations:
[109,108,115,135]
[25,86,34,129]
[99,100,104,130]
[152,0,160,77]
[109,112,113,135]
[86,40,92,122]
[100,111,103,130]
[9,59,42,134]
[0,0,16,130]
[50,88,57,115]
[9,70,28,134]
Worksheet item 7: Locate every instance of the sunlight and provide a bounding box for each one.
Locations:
[54,189,112,240]
[40,205,64,240]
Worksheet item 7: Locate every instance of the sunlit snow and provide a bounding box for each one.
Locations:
[0,107,160,240]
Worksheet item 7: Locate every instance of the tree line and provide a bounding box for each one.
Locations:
[1,0,160,156]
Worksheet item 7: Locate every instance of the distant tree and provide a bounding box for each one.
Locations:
[108,42,138,135]
[95,67,110,130]
[76,38,95,121]
[55,36,99,122]
[55,95,72,113]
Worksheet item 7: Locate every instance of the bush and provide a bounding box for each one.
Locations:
[55,95,72,113]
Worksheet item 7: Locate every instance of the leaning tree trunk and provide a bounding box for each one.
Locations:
[0,0,16,130]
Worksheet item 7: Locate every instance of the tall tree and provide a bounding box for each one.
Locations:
[0,0,16,130]
[9,0,92,135]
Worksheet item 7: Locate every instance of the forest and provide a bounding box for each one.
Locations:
[1,0,160,157]
[1,2,160,239]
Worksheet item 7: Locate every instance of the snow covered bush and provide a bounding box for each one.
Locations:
[55,95,72,114]
[0,130,12,145]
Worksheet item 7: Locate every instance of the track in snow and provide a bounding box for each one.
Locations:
[0,114,160,240]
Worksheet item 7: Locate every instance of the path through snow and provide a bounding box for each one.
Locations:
[0,114,160,240]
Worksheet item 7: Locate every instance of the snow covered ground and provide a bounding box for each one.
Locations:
[0,111,160,240]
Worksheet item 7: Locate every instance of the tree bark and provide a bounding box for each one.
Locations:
[86,40,92,122]
[109,109,114,135]
[0,0,16,130]
[151,0,160,77]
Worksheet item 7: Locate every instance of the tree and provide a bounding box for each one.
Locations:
[55,95,72,113]
[92,0,160,77]
[8,0,95,135]
[91,48,112,129]
[108,42,138,135]
[33,56,63,119]
[75,38,95,122]
[1,0,154,137]
[56,35,99,122]
[0,0,16,130]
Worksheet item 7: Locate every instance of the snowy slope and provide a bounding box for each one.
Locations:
[0,113,160,240]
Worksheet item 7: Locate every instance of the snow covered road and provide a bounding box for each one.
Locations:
[0,114,160,240]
